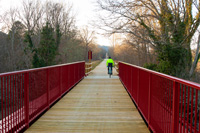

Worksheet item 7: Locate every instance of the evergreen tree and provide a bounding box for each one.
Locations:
[55,24,62,48]
[137,0,199,78]
[98,0,200,78]
[24,22,57,68]
[36,22,57,67]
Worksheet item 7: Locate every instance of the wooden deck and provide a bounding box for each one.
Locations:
[26,60,149,133]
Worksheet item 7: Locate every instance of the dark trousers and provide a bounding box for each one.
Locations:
[108,63,113,73]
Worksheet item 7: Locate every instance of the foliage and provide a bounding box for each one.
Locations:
[98,0,200,78]
[4,20,29,72]
[0,0,107,73]
[156,44,188,75]
[35,23,57,67]
[144,63,157,71]
[24,31,34,52]
[55,24,62,47]
[24,23,58,68]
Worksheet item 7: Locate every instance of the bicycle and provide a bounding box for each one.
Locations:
[108,66,112,78]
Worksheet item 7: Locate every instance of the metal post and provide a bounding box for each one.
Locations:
[137,69,140,105]
[130,67,133,97]
[84,62,86,76]
[1,77,4,132]
[60,67,62,97]
[172,81,179,133]
[47,69,50,109]
[24,73,29,128]
[148,73,151,128]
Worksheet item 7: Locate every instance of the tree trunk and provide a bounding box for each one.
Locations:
[189,33,200,77]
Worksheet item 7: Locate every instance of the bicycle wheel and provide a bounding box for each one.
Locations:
[108,67,112,78]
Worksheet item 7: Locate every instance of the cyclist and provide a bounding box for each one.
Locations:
[106,57,114,74]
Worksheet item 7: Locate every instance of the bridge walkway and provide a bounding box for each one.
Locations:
[26,60,149,132]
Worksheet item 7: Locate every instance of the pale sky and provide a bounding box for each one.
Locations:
[69,0,112,46]
[0,0,112,46]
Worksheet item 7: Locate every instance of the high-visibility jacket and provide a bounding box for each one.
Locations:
[106,59,114,67]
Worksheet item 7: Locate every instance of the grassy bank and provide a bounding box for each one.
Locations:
[92,60,103,70]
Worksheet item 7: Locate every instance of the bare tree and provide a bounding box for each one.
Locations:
[2,8,18,71]
[0,0,104,73]
[79,27,96,61]
[97,0,200,77]
[21,0,44,33]
[18,0,44,68]
[190,30,200,77]
[0,7,30,72]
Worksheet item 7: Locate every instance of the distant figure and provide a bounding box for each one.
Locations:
[106,53,108,59]
[106,57,114,74]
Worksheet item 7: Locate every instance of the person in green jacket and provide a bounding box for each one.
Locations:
[106,57,114,74]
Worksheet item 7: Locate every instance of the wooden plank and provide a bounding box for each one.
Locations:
[26,60,149,133]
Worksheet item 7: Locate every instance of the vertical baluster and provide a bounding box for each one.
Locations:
[198,90,200,133]
[7,76,10,132]
[17,74,21,128]
[162,78,165,132]
[11,75,14,132]
[190,88,194,132]
[60,67,62,97]
[20,74,23,128]
[137,69,140,106]
[9,75,11,131]
[24,73,29,129]
[167,80,171,133]
[1,77,4,133]
[21,74,23,127]
[14,75,16,131]
[172,81,180,133]
[183,86,186,133]
[5,77,7,132]
[148,73,151,130]
[180,84,183,133]
[194,89,198,132]
[186,87,190,132]
[47,69,49,108]
[17,74,20,130]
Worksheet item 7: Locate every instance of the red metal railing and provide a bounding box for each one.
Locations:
[0,61,85,133]
[119,62,200,133]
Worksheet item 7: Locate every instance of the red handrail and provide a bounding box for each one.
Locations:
[119,61,200,133]
[0,61,85,133]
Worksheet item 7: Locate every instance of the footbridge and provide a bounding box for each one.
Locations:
[0,59,200,132]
